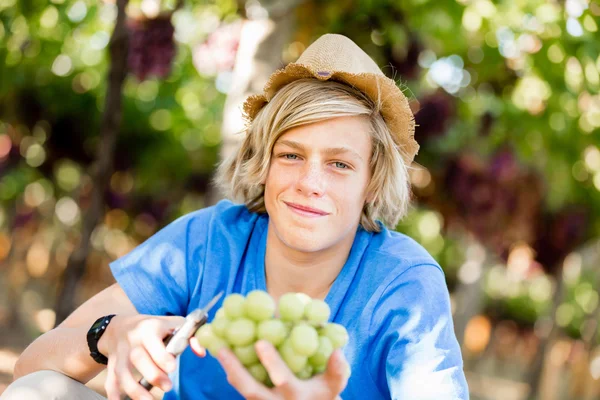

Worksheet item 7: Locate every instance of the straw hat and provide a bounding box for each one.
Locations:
[242,33,419,165]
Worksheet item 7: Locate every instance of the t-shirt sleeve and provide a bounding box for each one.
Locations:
[370,264,470,400]
[109,212,204,317]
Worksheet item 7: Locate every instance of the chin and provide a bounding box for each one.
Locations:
[276,224,342,253]
[279,228,332,253]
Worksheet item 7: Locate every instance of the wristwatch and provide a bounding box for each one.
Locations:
[87,314,116,365]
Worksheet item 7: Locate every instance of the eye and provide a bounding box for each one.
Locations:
[333,161,350,169]
[282,153,299,160]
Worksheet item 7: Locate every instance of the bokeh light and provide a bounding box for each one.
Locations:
[52,54,73,77]
[55,160,82,192]
[26,242,50,278]
[149,109,172,131]
[34,309,56,333]
[55,197,81,226]
[464,315,492,354]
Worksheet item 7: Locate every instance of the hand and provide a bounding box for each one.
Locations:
[101,314,203,400]
[217,340,349,400]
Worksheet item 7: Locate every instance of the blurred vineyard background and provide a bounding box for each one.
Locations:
[0,0,600,399]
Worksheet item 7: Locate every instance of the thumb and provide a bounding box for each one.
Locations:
[324,349,350,393]
[189,337,206,357]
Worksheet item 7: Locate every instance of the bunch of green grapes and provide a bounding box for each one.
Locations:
[194,290,349,385]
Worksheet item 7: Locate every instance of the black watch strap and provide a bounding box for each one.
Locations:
[87,314,116,365]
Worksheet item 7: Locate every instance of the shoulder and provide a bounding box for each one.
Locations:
[363,226,444,292]
[368,227,440,266]
[361,227,451,333]
[365,231,452,347]
[357,230,466,398]
[129,199,260,261]
[183,199,261,237]
[375,263,449,321]
[182,198,255,224]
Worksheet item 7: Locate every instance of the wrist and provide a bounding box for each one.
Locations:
[96,315,119,356]
[87,314,116,364]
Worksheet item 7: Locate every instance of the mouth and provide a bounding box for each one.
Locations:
[283,201,330,217]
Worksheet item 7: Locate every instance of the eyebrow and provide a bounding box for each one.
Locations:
[275,140,365,162]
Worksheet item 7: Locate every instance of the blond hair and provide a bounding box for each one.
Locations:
[215,78,413,232]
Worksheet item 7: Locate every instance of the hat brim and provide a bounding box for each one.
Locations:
[242,63,419,165]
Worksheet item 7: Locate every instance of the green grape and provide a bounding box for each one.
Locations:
[223,294,246,319]
[308,336,333,367]
[296,293,312,307]
[212,310,229,337]
[257,319,287,346]
[295,364,313,380]
[283,321,294,333]
[320,323,349,349]
[215,308,226,319]
[314,364,326,374]
[265,376,275,388]
[248,363,269,384]
[279,340,308,373]
[290,325,319,356]
[195,324,217,348]
[305,299,331,325]
[278,293,305,321]
[195,324,230,355]
[265,375,274,388]
[206,337,230,356]
[245,290,276,321]
[225,318,256,346]
[234,344,259,366]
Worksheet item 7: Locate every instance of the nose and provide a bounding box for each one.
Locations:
[296,161,326,197]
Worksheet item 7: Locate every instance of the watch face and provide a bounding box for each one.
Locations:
[91,319,105,331]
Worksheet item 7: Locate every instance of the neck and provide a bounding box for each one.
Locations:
[264,222,357,301]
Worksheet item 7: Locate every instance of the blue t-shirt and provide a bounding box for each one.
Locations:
[110,200,469,399]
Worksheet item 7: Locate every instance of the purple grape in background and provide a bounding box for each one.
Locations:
[127,16,176,81]
[414,91,455,141]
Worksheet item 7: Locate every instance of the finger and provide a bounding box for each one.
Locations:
[142,316,186,340]
[141,328,178,373]
[218,348,272,400]
[127,316,185,346]
[115,343,154,400]
[158,315,186,331]
[104,357,121,400]
[255,340,297,391]
[189,337,206,358]
[130,345,172,393]
[324,349,349,394]
[120,361,154,400]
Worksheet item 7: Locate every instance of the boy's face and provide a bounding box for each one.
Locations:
[264,115,373,253]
